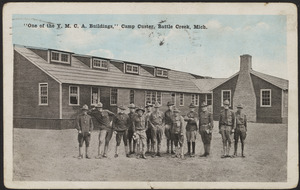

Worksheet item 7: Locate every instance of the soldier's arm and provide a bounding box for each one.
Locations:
[76,116,81,132]
[232,111,236,130]
[181,116,185,135]
[218,114,222,130]
[105,109,116,116]
[148,114,155,128]
[90,117,94,132]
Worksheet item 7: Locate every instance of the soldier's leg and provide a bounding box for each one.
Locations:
[220,126,227,158]
[206,133,212,156]
[123,131,129,157]
[199,130,206,156]
[226,126,232,157]
[103,128,113,157]
[141,133,147,159]
[233,130,239,156]
[241,130,247,157]
[165,125,170,153]
[78,133,84,159]
[115,132,122,158]
[151,127,157,157]
[85,133,91,159]
[127,130,133,153]
[156,126,163,156]
[173,135,179,157]
[191,131,196,157]
[185,131,191,156]
[146,129,150,153]
[97,130,107,157]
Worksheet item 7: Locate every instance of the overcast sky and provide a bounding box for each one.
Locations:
[12,14,287,79]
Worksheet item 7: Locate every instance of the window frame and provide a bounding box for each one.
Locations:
[130,90,135,104]
[91,87,101,106]
[126,64,139,74]
[93,58,109,70]
[110,88,118,106]
[50,51,70,64]
[191,94,199,106]
[171,92,176,105]
[156,68,168,78]
[179,93,184,106]
[69,85,80,106]
[206,93,212,106]
[260,89,272,107]
[221,90,231,106]
[38,83,48,106]
[145,91,162,105]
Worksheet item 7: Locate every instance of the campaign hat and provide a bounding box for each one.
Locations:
[81,104,89,110]
[167,101,174,106]
[153,102,161,108]
[128,103,136,109]
[200,102,208,107]
[118,105,127,110]
[189,103,196,108]
[95,102,103,108]
[236,104,243,109]
[145,103,153,108]
[136,107,145,113]
[223,100,230,105]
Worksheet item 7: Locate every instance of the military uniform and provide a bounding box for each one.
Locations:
[219,100,235,158]
[128,105,138,154]
[172,108,185,158]
[199,102,214,157]
[145,106,153,153]
[149,102,165,156]
[133,107,147,159]
[184,103,199,157]
[164,104,174,153]
[234,104,247,157]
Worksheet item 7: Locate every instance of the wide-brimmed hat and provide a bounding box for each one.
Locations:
[128,103,136,109]
[153,102,161,108]
[167,101,174,106]
[118,105,127,110]
[200,102,208,107]
[136,107,145,113]
[81,104,89,110]
[189,103,196,108]
[95,102,103,108]
[236,104,243,109]
[173,107,180,113]
[223,100,230,105]
[145,103,153,108]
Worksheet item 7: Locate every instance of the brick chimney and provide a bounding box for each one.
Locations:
[240,54,252,73]
[233,54,256,122]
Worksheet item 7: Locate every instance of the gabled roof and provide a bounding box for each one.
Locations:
[14,45,203,93]
[192,78,226,93]
[210,72,240,90]
[250,70,288,90]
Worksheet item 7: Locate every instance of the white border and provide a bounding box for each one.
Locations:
[260,89,272,107]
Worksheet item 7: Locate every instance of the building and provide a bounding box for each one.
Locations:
[211,54,288,123]
[13,45,213,129]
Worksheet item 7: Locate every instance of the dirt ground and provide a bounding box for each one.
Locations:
[13,122,287,182]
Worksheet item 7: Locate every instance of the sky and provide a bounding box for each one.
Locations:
[12,14,287,79]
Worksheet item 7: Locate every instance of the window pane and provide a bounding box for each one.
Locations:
[61,54,69,62]
[111,88,118,105]
[157,92,161,104]
[171,93,176,104]
[133,66,138,72]
[262,90,271,106]
[146,91,151,104]
[130,90,134,104]
[51,52,59,61]
[180,93,184,106]
[91,87,99,105]
[70,96,78,105]
[157,69,162,75]
[127,65,132,71]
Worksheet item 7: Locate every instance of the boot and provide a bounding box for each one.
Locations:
[86,147,91,159]
[129,141,132,154]
[146,143,150,153]
[78,147,83,159]
[156,144,161,157]
[185,142,191,156]
[200,144,206,157]
[241,142,245,157]
[103,145,108,158]
[125,145,129,157]
[233,142,238,157]
[191,142,195,157]
[141,144,147,159]
[221,145,227,158]
[180,146,185,159]
[166,140,170,153]
[227,145,232,158]
[133,141,136,154]
[114,146,119,158]
[206,144,211,156]
[171,140,175,154]
[97,142,102,158]
[136,144,140,158]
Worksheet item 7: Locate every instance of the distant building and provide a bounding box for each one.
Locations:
[13,45,288,129]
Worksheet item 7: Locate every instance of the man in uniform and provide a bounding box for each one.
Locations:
[127,103,137,155]
[164,101,175,154]
[112,105,130,158]
[88,102,115,158]
[184,103,199,157]
[145,103,154,154]
[233,104,247,158]
[219,99,235,158]
[132,106,148,159]
[149,101,165,157]
[76,104,94,159]
[172,107,185,159]
[198,102,214,157]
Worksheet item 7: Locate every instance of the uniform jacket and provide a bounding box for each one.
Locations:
[133,114,147,131]
[88,109,114,130]
[149,111,164,126]
[164,109,173,125]
[128,112,138,131]
[199,111,214,130]
[76,114,94,133]
[145,111,152,130]
[112,112,129,132]
[235,112,247,129]
[184,111,199,131]
[219,109,235,128]
[172,115,185,135]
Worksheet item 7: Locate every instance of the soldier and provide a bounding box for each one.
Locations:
[88,102,115,159]
[112,105,130,158]
[198,102,214,157]
[76,104,94,159]
[164,101,175,154]
[145,103,154,154]
[127,103,137,155]
[171,107,185,159]
[149,101,165,157]
[233,104,247,158]
[133,107,148,159]
[219,99,235,158]
[184,103,199,157]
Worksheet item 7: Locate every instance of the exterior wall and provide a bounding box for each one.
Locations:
[250,74,283,123]
[282,90,288,123]
[141,66,155,76]
[212,75,239,120]
[73,55,91,68]
[28,48,48,61]
[110,60,124,72]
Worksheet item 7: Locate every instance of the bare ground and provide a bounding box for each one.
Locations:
[13,122,287,182]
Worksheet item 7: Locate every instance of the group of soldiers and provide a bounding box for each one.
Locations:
[75,99,247,160]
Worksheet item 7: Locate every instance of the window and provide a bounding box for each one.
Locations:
[69,86,79,105]
[51,51,70,64]
[110,88,118,105]
[156,68,168,78]
[260,89,271,107]
[130,90,135,104]
[93,58,108,70]
[145,91,162,105]
[179,93,184,106]
[126,64,139,74]
[91,87,100,105]
[191,94,199,106]
[171,92,176,105]
[39,83,48,105]
[221,90,231,106]
[206,94,212,105]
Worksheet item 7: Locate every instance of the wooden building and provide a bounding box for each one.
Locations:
[13,45,213,129]
[211,54,288,123]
